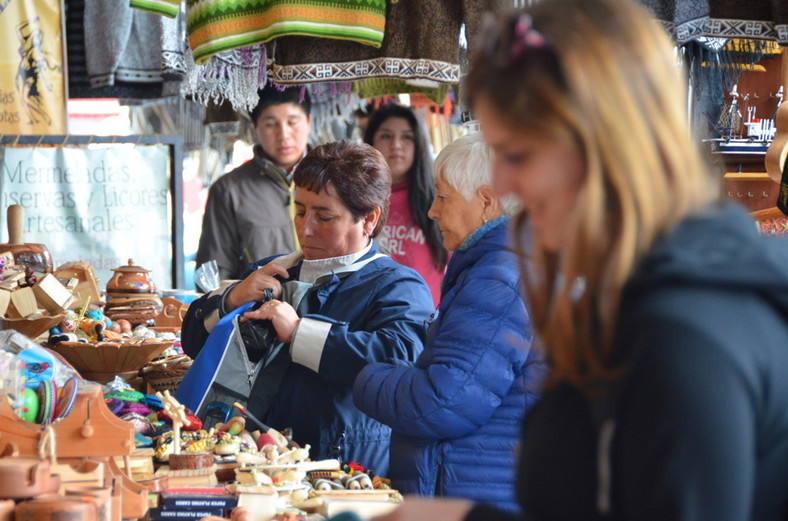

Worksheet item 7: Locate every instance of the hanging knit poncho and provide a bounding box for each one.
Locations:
[131,0,387,64]
[636,0,788,44]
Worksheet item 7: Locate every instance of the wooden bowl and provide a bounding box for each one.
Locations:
[168,452,214,470]
[0,314,65,341]
[47,339,173,375]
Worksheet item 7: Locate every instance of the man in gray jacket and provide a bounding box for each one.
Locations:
[196,84,312,280]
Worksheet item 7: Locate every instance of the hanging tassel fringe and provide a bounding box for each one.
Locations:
[181,44,268,112]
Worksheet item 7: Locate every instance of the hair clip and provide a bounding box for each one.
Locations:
[479,12,550,67]
[509,14,548,61]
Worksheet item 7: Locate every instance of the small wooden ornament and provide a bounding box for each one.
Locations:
[153,297,185,328]
[155,390,190,455]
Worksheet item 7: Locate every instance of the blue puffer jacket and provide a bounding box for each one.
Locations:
[353,218,545,511]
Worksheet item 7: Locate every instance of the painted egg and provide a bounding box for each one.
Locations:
[18,387,39,423]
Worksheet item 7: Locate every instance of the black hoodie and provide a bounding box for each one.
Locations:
[468,202,788,521]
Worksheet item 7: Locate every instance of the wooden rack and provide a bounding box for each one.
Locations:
[0,383,134,458]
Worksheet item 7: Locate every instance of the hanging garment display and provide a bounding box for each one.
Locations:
[637,0,788,44]
[140,1,268,112]
[268,0,508,85]
[160,2,186,98]
[353,78,451,105]
[66,0,182,100]
[131,0,387,65]
[181,44,268,112]
[84,0,164,88]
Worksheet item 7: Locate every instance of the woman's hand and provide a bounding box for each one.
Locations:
[241,299,300,343]
[371,497,473,521]
[225,262,290,312]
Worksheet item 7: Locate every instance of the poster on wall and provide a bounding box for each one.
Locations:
[0,143,175,290]
[0,0,67,134]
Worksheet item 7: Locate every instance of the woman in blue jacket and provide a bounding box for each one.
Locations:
[353,133,545,511]
[181,141,434,475]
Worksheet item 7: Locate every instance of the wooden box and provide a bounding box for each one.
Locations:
[54,262,102,308]
[32,273,76,314]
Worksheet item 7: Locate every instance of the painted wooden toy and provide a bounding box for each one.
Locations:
[218,416,246,436]
[156,390,213,471]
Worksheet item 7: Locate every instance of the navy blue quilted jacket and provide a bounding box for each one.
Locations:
[181,242,435,475]
[353,218,545,511]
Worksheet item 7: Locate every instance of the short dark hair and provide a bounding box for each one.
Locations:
[249,83,311,124]
[293,141,391,237]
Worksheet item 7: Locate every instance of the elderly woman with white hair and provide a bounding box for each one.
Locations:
[353,132,545,512]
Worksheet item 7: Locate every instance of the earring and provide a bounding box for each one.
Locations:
[482,217,489,224]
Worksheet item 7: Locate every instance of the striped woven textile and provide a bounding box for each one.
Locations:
[130,0,387,64]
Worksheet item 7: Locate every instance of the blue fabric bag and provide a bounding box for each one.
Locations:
[174,302,255,415]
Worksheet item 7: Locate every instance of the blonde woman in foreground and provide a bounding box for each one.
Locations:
[373,0,788,519]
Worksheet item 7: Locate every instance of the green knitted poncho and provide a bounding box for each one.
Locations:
[130,0,387,64]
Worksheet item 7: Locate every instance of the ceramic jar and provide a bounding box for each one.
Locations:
[103,259,163,326]
[105,259,157,296]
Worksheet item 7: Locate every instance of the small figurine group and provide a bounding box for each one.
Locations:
[47,308,140,344]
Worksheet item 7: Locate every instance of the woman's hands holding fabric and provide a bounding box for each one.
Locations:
[225,261,290,312]
[241,299,300,343]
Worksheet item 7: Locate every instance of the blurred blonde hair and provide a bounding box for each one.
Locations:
[465,0,719,388]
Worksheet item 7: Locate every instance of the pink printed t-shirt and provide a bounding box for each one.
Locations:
[379,183,444,306]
